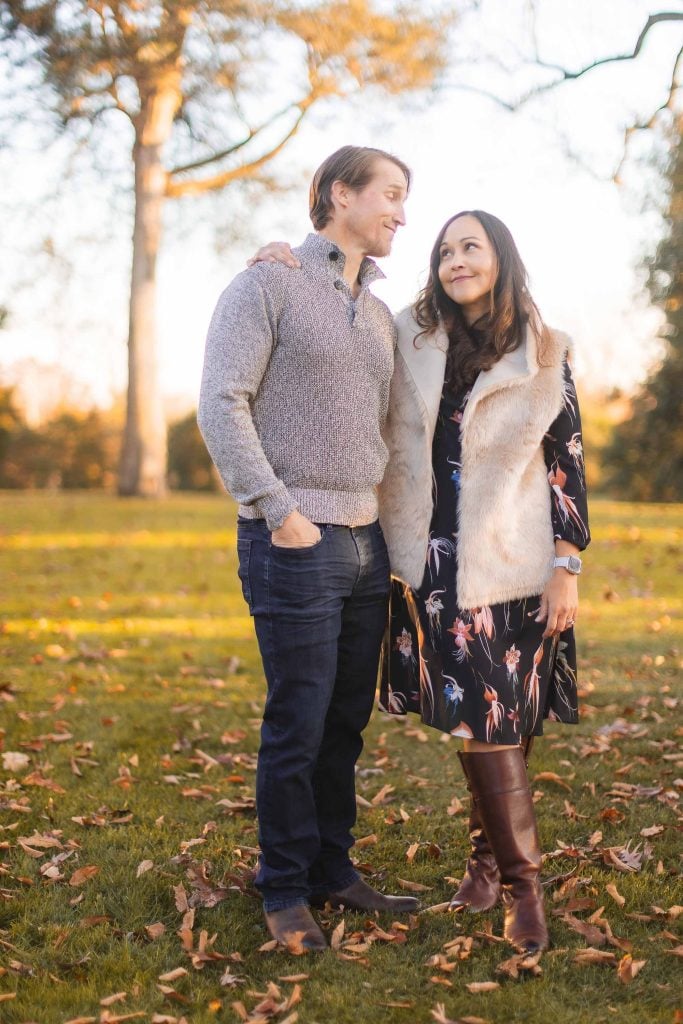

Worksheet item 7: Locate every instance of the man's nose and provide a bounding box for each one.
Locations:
[394,203,407,227]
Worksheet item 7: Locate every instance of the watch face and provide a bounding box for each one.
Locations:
[568,556,581,573]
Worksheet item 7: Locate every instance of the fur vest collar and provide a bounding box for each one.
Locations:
[378,308,569,608]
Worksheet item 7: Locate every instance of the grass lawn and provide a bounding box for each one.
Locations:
[0,493,681,1024]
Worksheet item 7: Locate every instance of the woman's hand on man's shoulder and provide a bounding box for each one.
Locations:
[247,242,300,269]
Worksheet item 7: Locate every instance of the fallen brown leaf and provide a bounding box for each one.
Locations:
[258,939,279,953]
[22,771,66,794]
[136,859,154,877]
[145,922,166,941]
[99,993,127,1007]
[173,883,189,912]
[466,981,500,993]
[430,1008,489,1024]
[496,952,543,978]
[159,968,188,983]
[219,969,245,987]
[69,865,100,887]
[446,796,465,816]
[99,1014,146,1023]
[599,807,625,824]
[397,878,432,892]
[157,984,192,1005]
[354,833,378,848]
[606,842,645,873]
[572,948,617,967]
[562,913,607,946]
[442,936,474,959]
[605,883,625,907]
[617,954,647,984]
[330,921,345,950]
[533,771,572,791]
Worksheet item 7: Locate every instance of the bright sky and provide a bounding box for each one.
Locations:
[1,0,681,416]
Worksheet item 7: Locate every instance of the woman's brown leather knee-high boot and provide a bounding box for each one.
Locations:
[459,746,549,953]
[449,751,501,912]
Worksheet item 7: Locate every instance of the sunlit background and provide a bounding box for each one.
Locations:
[0,0,680,501]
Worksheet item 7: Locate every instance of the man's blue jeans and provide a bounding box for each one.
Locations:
[236,518,391,912]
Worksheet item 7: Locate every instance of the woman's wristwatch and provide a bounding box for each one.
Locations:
[553,555,582,575]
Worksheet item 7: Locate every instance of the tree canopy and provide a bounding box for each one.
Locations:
[1,0,451,495]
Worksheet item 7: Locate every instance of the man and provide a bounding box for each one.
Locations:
[198,146,418,951]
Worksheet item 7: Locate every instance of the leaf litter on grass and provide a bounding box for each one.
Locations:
[1,496,681,1023]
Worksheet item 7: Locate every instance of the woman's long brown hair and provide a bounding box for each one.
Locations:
[413,210,550,392]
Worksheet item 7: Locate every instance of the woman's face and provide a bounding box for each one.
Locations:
[437,215,497,324]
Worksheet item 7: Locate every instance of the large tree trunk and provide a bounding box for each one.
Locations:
[118,85,177,497]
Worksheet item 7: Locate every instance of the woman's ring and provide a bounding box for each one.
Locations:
[566,618,575,627]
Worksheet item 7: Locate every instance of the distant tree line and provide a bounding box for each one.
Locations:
[604,122,683,502]
[0,388,217,492]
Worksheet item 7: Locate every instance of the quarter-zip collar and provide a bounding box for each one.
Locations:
[295,232,386,290]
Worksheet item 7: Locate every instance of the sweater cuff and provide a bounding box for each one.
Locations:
[254,483,298,531]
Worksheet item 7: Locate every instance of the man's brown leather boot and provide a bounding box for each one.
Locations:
[263,904,327,951]
[311,877,419,913]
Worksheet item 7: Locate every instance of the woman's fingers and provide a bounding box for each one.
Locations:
[246,242,299,268]
[538,573,579,637]
[544,602,579,637]
[534,593,548,624]
[542,606,558,638]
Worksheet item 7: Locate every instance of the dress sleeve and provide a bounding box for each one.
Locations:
[543,360,590,551]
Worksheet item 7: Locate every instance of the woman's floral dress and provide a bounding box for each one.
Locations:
[381,361,590,743]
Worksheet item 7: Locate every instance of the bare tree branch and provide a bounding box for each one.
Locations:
[456,12,683,112]
[63,76,133,122]
[167,95,318,178]
[445,80,518,112]
[445,11,683,182]
[614,44,683,183]
[166,100,314,198]
[530,12,683,83]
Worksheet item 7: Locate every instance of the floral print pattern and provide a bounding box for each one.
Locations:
[380,361,590,742]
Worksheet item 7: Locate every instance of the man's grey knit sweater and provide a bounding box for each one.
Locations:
[197,233,397,530]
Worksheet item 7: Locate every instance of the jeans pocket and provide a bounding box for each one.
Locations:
[237,539,253,609]
[270,527,325,555]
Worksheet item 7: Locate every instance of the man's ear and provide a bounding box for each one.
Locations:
[330,179,351,212]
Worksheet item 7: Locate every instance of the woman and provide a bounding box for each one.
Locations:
[248,211,589,955]
[377,211,589,955]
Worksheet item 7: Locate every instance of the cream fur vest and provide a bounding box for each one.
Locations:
[378,307,570,609]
